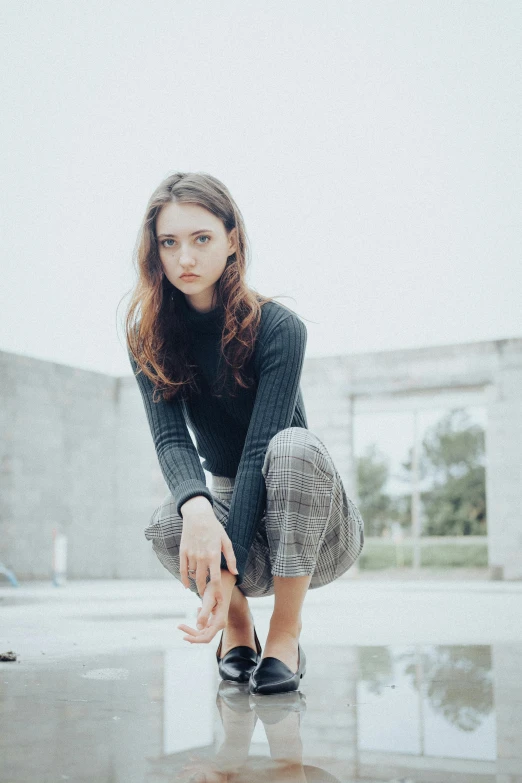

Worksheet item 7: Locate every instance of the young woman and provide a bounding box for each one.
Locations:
[126,171,365,695]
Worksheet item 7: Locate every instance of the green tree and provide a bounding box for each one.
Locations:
[401,409,487,536]
[390,492,413,532]
[356,444,394,536]
[399,645,493,731]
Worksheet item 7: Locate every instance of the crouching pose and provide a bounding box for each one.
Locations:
[126,171,365,695]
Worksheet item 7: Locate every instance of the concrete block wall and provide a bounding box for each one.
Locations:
[0,352,117,579]
[114,373,173,579]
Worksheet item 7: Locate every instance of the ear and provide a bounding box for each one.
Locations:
[227,227,238,256]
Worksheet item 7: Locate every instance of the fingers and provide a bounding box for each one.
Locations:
[177,621,222,644]
[196,562,210,599]
[198,560,222,628]
[177,586,226,644]
[208,558,222,590]
[197,584,219,629]
[179,549,189,589]
[196,606,211,630]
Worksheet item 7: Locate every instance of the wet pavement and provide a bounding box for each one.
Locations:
[1,578,522,782]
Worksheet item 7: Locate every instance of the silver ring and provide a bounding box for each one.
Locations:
[188,569,196,574]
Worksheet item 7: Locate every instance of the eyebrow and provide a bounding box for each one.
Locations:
[157,230,214,239]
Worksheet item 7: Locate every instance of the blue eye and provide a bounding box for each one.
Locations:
[160,235,210,248]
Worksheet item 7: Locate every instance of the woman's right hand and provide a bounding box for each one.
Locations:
[179,496,238,598]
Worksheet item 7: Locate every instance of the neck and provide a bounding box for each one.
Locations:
[184,291,219,314]
[178,293,225,335]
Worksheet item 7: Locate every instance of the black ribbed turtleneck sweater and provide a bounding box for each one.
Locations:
[128,295,308,586]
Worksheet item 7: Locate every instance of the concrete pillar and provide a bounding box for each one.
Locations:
[485,359,522,581]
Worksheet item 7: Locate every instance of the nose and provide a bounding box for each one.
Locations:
[179,251,196,269]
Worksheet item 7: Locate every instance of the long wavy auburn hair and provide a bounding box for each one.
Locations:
[124,171,278,403]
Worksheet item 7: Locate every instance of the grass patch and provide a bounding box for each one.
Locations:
[358,540,488,570]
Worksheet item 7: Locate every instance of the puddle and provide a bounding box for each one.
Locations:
[1,642,517,781]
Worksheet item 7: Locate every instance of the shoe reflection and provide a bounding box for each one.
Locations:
[178,681,341,783]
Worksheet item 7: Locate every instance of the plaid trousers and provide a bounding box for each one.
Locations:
[144,426,365,598]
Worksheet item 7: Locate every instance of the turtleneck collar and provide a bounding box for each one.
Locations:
[178,294,225,335]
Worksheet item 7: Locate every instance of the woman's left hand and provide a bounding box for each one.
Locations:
[177,568,237,644]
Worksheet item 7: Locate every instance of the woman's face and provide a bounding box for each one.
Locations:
[156,201,237,313]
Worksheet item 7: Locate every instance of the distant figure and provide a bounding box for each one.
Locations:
[125,171,365,694]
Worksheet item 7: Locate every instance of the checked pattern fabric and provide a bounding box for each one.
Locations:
[144,427,365,598]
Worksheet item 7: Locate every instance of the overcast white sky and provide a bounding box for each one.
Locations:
[1,0,520,377]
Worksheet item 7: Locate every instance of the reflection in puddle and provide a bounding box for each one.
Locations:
[357,645,495,761]
[0,642,516,782]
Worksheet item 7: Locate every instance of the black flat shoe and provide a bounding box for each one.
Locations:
[216,681,254,715]
[248,644,306,695]
[216,626,262,683]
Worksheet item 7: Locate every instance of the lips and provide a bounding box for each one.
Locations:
[180,275,199,279]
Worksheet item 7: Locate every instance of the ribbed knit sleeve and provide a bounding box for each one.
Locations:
[127,349,214,517]
[220,313,308,585]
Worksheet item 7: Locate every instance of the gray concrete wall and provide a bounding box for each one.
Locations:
[0,351,172,581]
[0,352,117,579]
[1,336,521,580]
